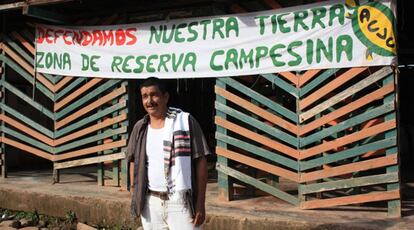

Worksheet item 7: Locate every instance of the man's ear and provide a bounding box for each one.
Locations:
[165,92,170,102]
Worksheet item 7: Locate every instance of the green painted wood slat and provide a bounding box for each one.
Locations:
[261,73,298,98]
[2,127,53,153]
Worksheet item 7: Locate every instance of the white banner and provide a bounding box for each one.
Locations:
[35,0,396,79]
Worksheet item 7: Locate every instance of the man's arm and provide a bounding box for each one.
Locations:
[192,156,208,227]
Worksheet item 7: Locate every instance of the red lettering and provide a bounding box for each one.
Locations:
[81,31,93,46]
[63,31,72,45]
[103,30,114,46]
[115,29,126,45]
[125,28,137,45]
[36,27,45,44]
[92,30,104,46]
[45,29,54,44]
[54,30,64,43]
[73,31,83,45]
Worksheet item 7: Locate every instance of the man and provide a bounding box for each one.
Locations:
[126,77,210,230]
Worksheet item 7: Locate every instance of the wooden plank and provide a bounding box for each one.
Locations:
[300,68,339,97]
[217,163,299,205]
[216,147,299,182]
[0,114,53,146]
[300,172,399,195]
[278,71,298,86]
[300,67,393,122]
[300,137,396,171]
[300,120,396,160]
[261,73,298,98]
[55,78,85,101]
[55,86,126,129]
[216,132,298,170]
[54,152,126,170]
[300,190,400,209]
[0,103,53,138]
[3,35,34,68]
[1,80,54,119]
[55,113,127,145]
[2,126,53,153]
[215,117,299,159]
[54,78,102,111]
[0,55,54,99]
[215,86,298,134]
[300,83,395,136]
[301,102,394,147]
[215,101,297,146]
[55,101,127,138]
[2,137,51,160]
[56,80,121,119]
[10,31,35,55]
[53,139,127,162]
[300,67,366,110]
[2,44,55,93]
[300,154,397,182]
[54,76,73,92]
[55,126,127,153]
[220,78,298,123]
[298,69,321,87]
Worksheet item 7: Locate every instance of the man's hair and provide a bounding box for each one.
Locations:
[139,77,168,94]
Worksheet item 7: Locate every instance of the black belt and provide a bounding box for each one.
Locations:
[149,190,169,200]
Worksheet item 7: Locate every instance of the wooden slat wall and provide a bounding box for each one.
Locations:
[216,66,400,216]
[0,20,129,187]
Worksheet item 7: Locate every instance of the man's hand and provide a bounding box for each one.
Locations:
[192,203,205,227]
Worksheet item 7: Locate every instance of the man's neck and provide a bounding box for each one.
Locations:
[149,115,165,129]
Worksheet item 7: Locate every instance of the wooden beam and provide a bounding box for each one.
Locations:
[298,69,321,87]
[215,117,299,159]
[54,76,73,92]
[23,5,68,24]
[300,83,395,136]
[10,32,35,55]
[54,152,125,170]
[53,139,127,162]
[216,147,299,182]
[215,86,298,134]
[2,137,52,161]
[300,154,397,183]
[55,86,126,129]
[300,190,400,209]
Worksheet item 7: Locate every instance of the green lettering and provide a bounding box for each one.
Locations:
[158,54,171,72]
[187,22,199,42]
[63,53,71,70]
[175,23,186,43]
[183,52,196,72]
[54,53,62,69]
[239,48,254,69]
[277,13,291,33]
[162,25,175,44]
[294,10,309,32]
[133,56,146,73]
[336,35,353,62]
[287,41,303,66]
[255,16,269,35]
[45,53,53,68]
[146,55,158,72]
[306,39,314,64]
[255,46,269,68]
[172,53,184,72]
[329,4,345,26]
[90,55,100,72]
[149,26,162,44]
[271,15,277,34]
[210,50,224,71]
[226,17,239,38]
[311,7,327,29]
[270,44,285,67]
[225,48,238,70]
[316,37,333,63]
[200,20,211,40]
[111,56,123,72]
[213,19,225,39]
[36,52,44,68]
[122,55,133,73]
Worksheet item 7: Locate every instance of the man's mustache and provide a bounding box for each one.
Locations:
[146,102,158,107]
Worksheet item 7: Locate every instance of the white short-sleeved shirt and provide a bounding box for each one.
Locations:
[146,126,168,192]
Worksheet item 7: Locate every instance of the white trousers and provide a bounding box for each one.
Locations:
[140,195,201,230]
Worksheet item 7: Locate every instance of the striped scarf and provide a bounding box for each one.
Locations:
[163,107,192,195]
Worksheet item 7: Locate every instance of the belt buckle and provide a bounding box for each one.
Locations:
[159,192,169,200]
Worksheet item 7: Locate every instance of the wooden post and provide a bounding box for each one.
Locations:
[216,78,233,201]
[1,39,7,179]
[384,69,401,217]
[119,81,129,188]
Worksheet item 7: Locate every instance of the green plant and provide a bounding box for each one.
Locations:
[65,210,77,224]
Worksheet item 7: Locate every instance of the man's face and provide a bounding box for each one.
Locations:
[140,85,169,118]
